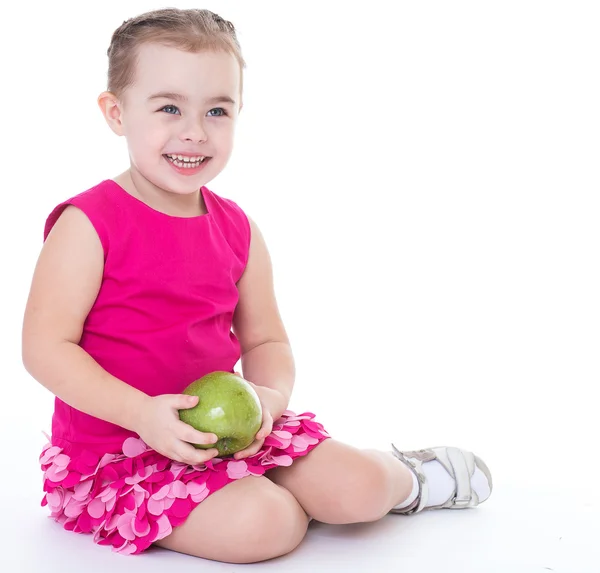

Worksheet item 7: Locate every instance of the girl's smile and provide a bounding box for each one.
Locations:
[164,153,212,176]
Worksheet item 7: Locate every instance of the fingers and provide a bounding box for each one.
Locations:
[174,420,220,465]
[256,411,274,441]
[172,393,199,410]
[234,439,262,460]
[176,443,220,466]
[234,411,273,460]
[175,420,218,446]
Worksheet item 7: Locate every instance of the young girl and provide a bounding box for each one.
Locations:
[22,8,493,563]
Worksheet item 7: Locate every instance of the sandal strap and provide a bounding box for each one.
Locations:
[444,447,473,507]
[391,445,477,512]
[390,444,430,514]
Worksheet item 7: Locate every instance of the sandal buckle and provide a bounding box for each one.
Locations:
[453,496,471,508]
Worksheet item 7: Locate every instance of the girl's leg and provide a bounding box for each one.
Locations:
[266,439,415,524]
[154,475,309,563]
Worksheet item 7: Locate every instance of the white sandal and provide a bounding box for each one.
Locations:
[389,444,493,514]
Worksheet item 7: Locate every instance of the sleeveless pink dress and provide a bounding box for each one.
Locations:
[38,179,330,555]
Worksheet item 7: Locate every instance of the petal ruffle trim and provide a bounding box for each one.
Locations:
[40,410,330,555]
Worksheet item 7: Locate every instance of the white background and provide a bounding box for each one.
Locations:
[0,0,598,542]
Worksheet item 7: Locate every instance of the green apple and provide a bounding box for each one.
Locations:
[179,371,262,456]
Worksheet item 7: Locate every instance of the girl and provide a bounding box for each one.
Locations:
[22,8,493,564]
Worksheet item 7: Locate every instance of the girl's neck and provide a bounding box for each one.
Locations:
[113,170,207,217]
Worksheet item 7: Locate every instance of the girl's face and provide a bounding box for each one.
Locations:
[109,43,241,196]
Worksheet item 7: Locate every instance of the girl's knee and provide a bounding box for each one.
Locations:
[337,454,395,523]
[155,476,308,564]
[238,483,309,562]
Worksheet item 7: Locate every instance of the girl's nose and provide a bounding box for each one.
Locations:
[180,118,208,143]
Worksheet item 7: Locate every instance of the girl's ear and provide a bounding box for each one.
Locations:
[97,91,125,136]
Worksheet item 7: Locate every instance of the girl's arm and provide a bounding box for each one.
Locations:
[232,216,295,406]
[22,206,149,432]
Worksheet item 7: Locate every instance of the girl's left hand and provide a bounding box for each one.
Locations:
[231,371,287,460]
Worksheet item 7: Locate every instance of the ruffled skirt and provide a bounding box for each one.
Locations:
[40,410,330,555]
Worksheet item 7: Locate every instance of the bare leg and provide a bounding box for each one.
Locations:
[154,476,309,563]
[266,439,414,524]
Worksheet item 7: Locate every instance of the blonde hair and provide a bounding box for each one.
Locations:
[106,8,246,101]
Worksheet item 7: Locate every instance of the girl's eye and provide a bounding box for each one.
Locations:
[208,108,228,117]
[160,105,180,115]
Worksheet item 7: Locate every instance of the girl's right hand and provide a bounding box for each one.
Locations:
[132,394,220,465]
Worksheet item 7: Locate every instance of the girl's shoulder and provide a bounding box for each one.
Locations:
[43,180,118,253]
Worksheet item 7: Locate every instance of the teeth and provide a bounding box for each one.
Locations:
[166,154,208,168]
[167,154,205,162]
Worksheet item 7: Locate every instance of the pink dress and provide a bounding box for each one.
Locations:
[38,179,330,555]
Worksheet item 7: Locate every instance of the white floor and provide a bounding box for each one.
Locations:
[4,472,598,573]
[3,366,599,572]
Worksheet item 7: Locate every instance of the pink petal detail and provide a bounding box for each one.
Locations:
[264,435,286,448]
[170,481,187,499]
[132,487,147,508]
[186,481,209,503]
[170,462,187,476]
[120,494,136,513]
[147,498,164,516]
[156,514,173,539]
[303,420,331,439]
[124,466,152,485]
[62,471,82,489]
[122,437,148,458]
[87,498,106,519]
[115,542,137,555]
[76,511,93,533]
[116,513,136,541]
[53,454,70,469]
[293,412,316,419]
[46,466,69,483]
[72,479,93,501]
[134,457,145,476]
[132,515,151,537]
[248,465,266,476]
[106,496,117,512]
[226,460,250,480]
[63,499,85,519]
[137,466,153,480]
[151,484,169,501]
[99,486,117,503]
[271,454,293,466]
[120,484,134,498]
[46,489,64,511]
[39,446,62,465]
[105,513,120,533]
[291,434,318,452]
[272,430,293,440]
[136,502,147,522]
[169,497,192,518]
[144,471,165,483]
[98,453,117,469]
